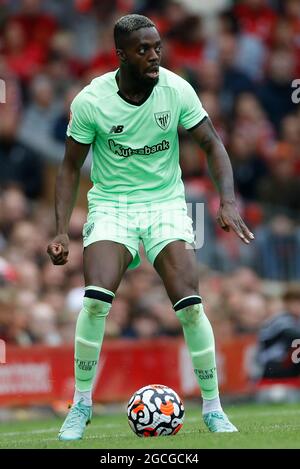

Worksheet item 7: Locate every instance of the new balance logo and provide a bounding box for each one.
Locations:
[109,125,124,133]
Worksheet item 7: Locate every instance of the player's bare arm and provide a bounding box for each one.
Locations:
[190,117,255,244]
[47,136,90,265]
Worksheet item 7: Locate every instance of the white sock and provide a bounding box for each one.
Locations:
[73,388,92,407]
[202,396,222,415]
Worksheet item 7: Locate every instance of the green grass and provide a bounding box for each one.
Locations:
[0,403,300,449]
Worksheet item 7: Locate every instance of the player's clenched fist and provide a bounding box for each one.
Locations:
[47,234,69,265]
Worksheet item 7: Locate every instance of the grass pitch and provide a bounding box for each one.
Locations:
[0,403,300,449]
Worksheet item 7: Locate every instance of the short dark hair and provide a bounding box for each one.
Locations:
[114,14,156,48]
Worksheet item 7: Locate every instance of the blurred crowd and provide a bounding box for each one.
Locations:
[0,0,300,348]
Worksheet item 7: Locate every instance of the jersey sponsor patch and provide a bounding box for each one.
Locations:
[154,111,170,130]
[108,138,170,158]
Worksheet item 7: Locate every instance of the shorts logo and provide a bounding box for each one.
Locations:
[83,222,95,239]
[154,111,170,130]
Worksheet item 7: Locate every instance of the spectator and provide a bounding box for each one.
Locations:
[0,187,30,240]
[233,292,267,335]
[11,0,57,48]
[0,110,44,198]
[257,144,300,214]
[258,50,297,131]
[2,20,45,81]
[29,302,61,345]
[256,284,300,379]
[254,215,300,280]
[18,74,62,159]
[230,129,268,201]
[207,32,255,113]
[233,0,278,45]
[233,92,275,157]
[52,84,81,143]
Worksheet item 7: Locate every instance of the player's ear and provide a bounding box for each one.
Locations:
[116,48,127,63]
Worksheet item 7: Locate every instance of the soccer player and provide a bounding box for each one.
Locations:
[47,14,254,440]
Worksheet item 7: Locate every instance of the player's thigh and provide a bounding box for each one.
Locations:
[153,240,199,304]
[83,240,133,292]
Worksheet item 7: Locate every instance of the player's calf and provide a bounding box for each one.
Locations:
[174,295,238,433]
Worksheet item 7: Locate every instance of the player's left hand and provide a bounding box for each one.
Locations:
[216,201,255,244]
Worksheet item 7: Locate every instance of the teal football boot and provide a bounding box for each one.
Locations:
[58,400,92,441]
[203,411,238,432]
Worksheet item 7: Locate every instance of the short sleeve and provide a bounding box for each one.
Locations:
[179,79,208,130]
[66,92,96,144]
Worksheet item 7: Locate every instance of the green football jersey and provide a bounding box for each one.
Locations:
[67,66,207,211]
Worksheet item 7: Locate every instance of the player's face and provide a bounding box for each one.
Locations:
[123,27,162,85]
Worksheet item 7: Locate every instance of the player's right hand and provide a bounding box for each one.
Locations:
[47,234,70,265]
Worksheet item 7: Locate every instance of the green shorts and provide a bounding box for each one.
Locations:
[82,204,195,269]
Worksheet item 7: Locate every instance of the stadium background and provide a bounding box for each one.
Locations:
[0,0,300,413]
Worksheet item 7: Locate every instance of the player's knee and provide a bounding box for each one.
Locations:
[174,295,202,326]
[171,276,199,304]
[83,288,114,317]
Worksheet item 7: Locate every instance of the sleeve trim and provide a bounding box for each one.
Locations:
[68,135,93,145]
[186,116,208,132]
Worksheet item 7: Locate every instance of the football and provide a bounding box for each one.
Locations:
[127,384,185,437]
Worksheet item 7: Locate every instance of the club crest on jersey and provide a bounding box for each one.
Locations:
[154,111,170,130]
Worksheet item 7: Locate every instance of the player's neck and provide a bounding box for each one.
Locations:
[116,68,154,104]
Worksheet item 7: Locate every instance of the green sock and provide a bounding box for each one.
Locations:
[74,287,114,392]
[175,298,219,400]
